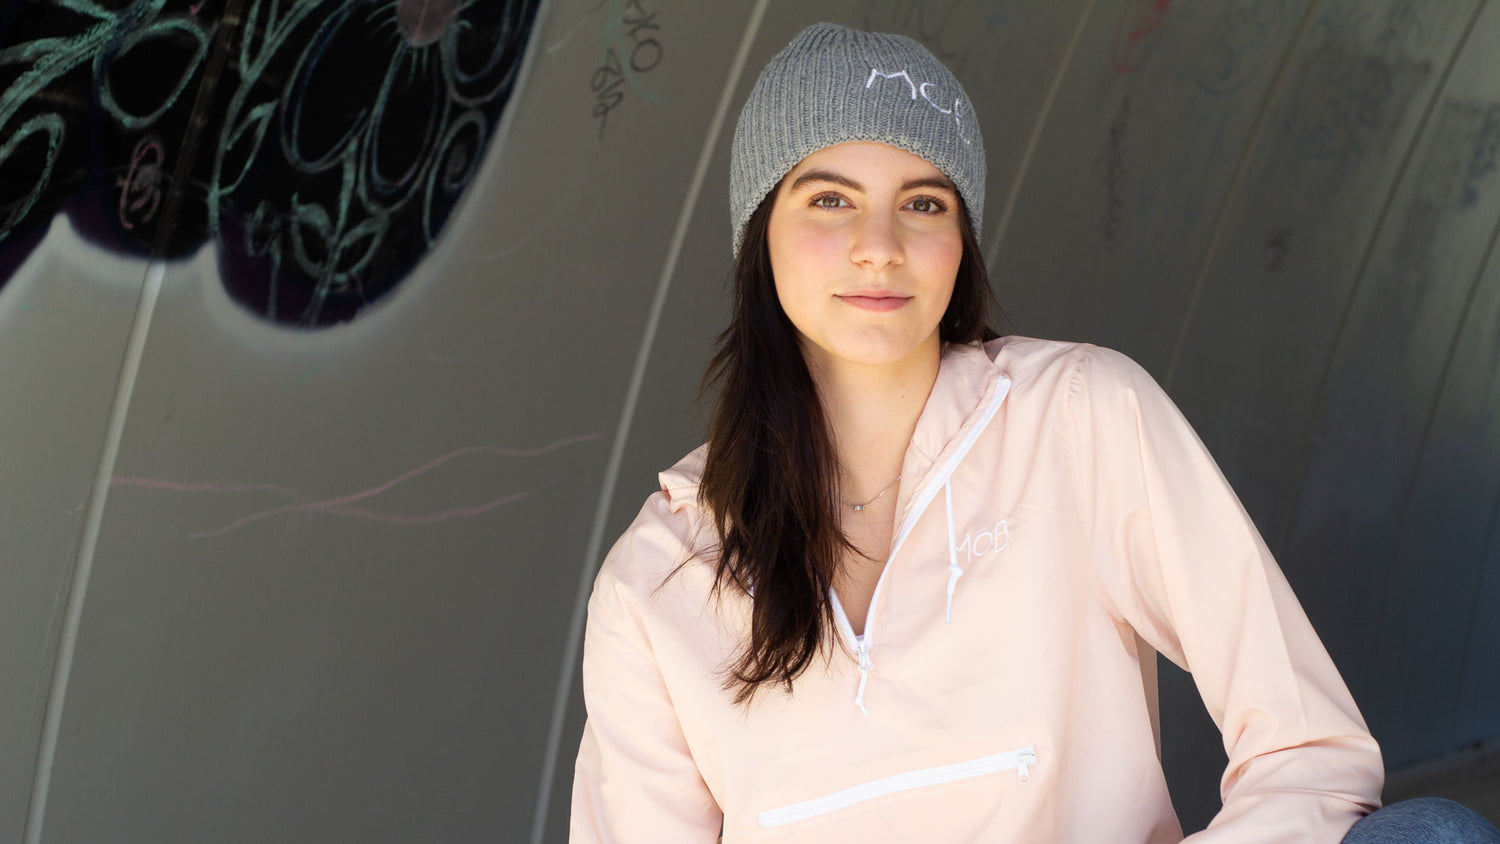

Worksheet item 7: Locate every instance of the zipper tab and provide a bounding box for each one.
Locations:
[1016,751,1037,784]
[853,637,873,716]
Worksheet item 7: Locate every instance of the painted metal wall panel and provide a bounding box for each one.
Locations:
[1447,247,1500,747]
[1283,0,1500,768]
[990,0,1314,374]
[2,1,1498,841]
[0,227,150,844]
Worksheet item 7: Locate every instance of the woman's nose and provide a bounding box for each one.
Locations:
[849,210,904,269]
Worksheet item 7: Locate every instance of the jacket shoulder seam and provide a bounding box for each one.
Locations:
[1062,344,1131,625]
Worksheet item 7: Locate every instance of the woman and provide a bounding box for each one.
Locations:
[571,23,1499,843]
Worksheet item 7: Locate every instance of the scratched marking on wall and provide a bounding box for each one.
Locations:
[1265,225,1294,271]
[1279,1,1433,168]
[589,0,665,140]
[99,434,600,538]
[0,0,542,328]
[1280,53,1426,167]
[1459,104,1499,209]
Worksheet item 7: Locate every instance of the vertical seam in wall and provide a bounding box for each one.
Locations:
[23,260,167,844]
[1372,201,1500,700]
[1281,0,1486,558]
[982,0,1096,272]
[23,3,240,834]
[529,2,772,841]
[1162,0,1321,390]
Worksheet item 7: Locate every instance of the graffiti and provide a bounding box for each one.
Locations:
[1278,0,1439,168]
[1265,225,1294,271]
[590,0,665,140]
[1460,104,1499,209]
[0,0,542,328]
[1308,0,1429,55]
[99,434,600,538]
[860,0,973,77]
[982,0,1029,28]
[1191,0,1290,95]
[1111,0,1173,75]
[1280,52,1426,168]
[118,135,166,230]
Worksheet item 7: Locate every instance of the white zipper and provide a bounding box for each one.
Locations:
[829,375,1012,711]
[757,746,1039,828]
[887,375,1010,564]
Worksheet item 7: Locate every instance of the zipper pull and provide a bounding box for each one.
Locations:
[1016,751,1037,785]
[853,638,872,716]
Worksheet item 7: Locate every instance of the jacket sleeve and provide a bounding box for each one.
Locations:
[570,493,723,843]
[1066,346,1383,843]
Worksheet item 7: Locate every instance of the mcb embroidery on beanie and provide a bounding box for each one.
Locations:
[863,68,973,145]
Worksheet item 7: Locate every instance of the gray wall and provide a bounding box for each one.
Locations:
[2,0,1497,841]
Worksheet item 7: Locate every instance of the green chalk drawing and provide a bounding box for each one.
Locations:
[0,0,542,328]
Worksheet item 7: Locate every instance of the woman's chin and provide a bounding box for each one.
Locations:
[805,335,942,373]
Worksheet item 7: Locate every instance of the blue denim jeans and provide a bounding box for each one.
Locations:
[1342,798,1500,843]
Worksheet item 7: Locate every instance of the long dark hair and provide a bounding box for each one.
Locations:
[699,188,999,704]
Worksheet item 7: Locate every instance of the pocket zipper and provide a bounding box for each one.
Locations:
[757,746,1039,828]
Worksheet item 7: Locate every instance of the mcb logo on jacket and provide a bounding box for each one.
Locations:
[953,519,1009,566]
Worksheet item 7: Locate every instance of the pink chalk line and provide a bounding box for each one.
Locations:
[102,433,600,538]
[67,478,301,515]
[109,478,304,496]
[295,488,545,529]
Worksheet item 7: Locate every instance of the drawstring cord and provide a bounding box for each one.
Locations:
[944,481,964,623]
[835,371,1012,716]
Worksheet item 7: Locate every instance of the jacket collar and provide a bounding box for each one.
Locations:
[891,341,1006,530]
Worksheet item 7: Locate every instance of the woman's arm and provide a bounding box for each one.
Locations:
[571,494,723,842]
[1067,346,1383,843]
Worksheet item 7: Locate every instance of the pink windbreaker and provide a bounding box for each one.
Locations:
[572,337,1383,842]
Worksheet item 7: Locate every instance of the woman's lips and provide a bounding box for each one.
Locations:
[837,293,910,312]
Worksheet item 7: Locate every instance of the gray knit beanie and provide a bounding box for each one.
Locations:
[729,22,985,255]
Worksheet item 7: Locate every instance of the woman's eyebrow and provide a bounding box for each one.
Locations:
[900,176,957,193]
[787,170,957,194]
[788,169,861,192]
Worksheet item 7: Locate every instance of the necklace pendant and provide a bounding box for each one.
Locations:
[851,504,866,511]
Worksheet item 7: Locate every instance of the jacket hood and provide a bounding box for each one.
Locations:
[655,341,1013,714]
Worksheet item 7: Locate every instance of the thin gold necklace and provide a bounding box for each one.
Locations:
[840,474,901,512]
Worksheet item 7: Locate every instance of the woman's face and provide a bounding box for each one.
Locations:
[767,142,963,376]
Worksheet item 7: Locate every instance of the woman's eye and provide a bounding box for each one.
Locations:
[906,197,946,214]
[811,194,848,209]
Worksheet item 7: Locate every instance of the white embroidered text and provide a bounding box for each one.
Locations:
[952,519,1009,565]
[864,68,972,144]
